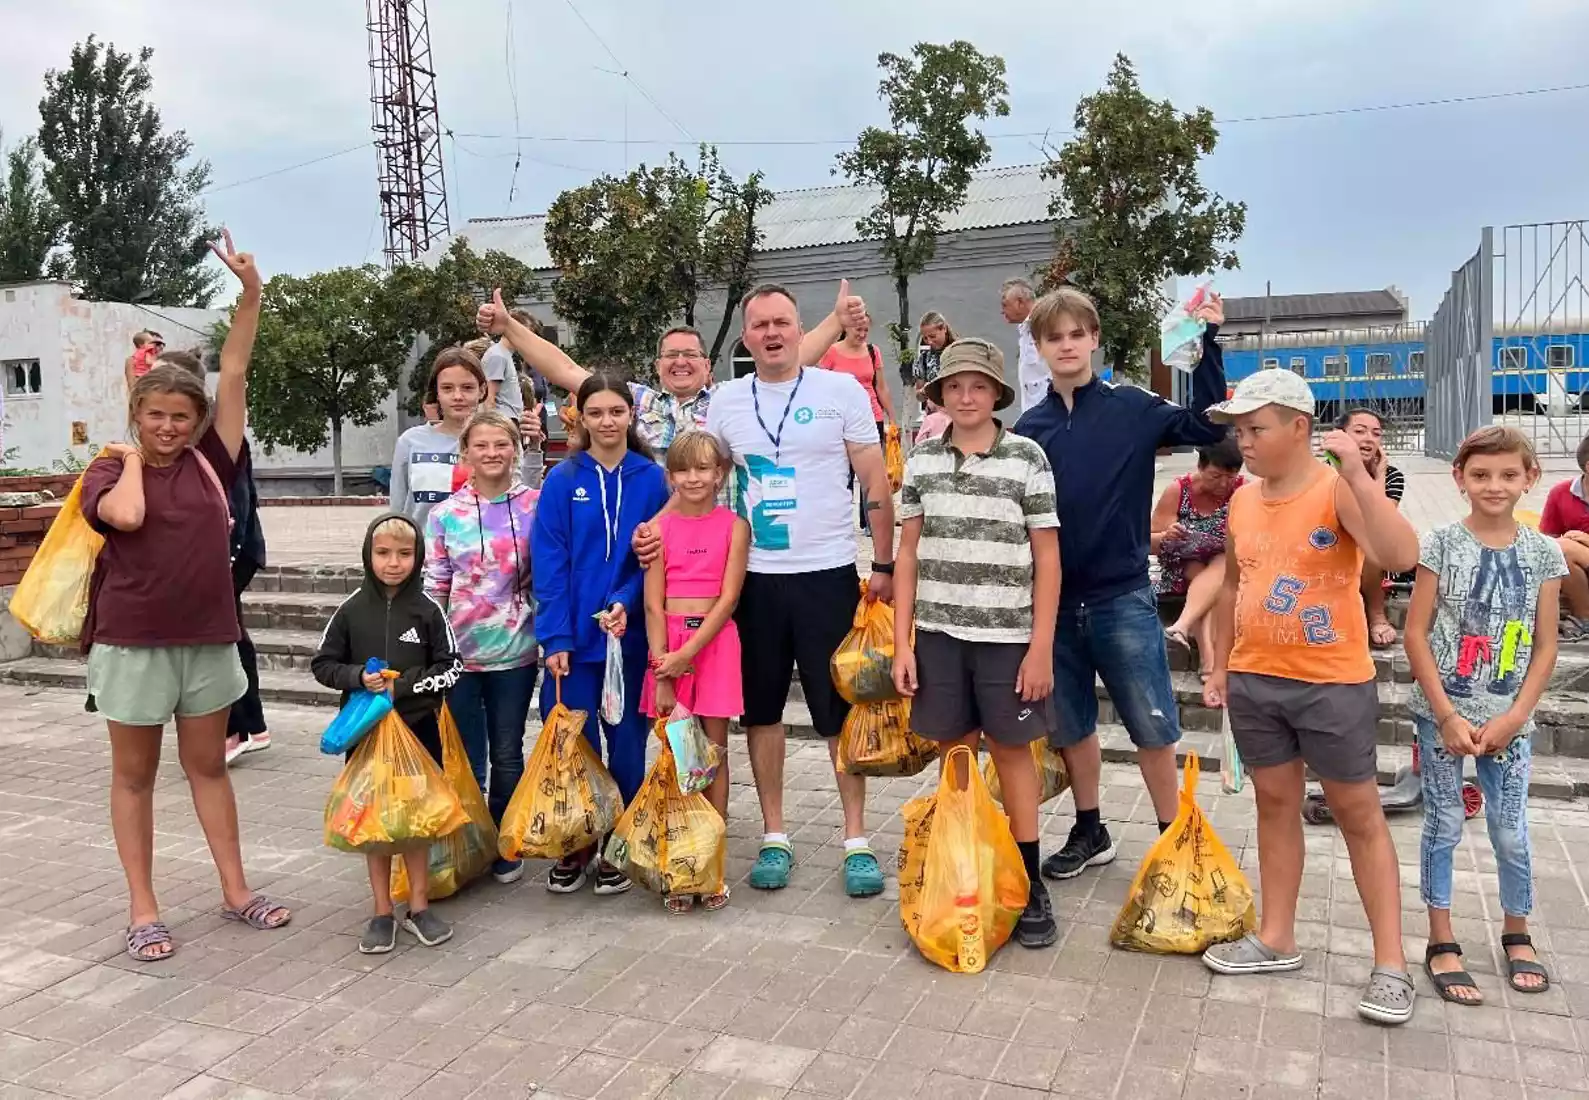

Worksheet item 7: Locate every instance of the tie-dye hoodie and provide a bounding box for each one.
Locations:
[424,480,539,672]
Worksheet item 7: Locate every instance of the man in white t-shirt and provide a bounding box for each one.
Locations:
[1002,277,1048,415]
[638,283,896,900]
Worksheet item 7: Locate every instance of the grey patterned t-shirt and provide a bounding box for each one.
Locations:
[1409,521,1567,731]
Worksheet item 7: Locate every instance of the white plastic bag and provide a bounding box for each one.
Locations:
[1220,708,1244,794]
[600,630,625,726]
[1160,282,1214,373]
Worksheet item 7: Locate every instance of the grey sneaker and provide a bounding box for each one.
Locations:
[358,915,397,955]
[402,908,453,948]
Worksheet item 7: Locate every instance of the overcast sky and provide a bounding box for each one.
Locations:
[3,0,1587,319]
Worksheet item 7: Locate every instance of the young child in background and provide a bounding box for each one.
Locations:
[915,398,951,446]
[1403,426,1563,1006]
[312,514,463,953]
[641,431,750,914]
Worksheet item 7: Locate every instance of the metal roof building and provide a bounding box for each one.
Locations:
[1220,287,1410,337]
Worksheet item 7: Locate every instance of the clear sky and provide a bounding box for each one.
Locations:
[3,0,1587,319]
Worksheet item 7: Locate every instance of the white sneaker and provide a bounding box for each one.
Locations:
[224,737,247,766]
[241,732,272,754]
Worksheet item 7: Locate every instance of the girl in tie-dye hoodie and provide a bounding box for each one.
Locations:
[424,410,539,884]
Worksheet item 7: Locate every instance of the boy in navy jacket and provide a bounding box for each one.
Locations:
[1013,286,1227,883]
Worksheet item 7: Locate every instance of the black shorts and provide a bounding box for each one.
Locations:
[345,709,444,766]
[735,565,859,737]
[910,630,1054,746]
[1226,672,1378,783]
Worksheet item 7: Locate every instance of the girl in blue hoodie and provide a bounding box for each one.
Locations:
[533,374,670,896]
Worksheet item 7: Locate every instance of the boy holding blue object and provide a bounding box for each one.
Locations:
[312,513,462,953]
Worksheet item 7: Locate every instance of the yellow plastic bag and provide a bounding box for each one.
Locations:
[392,707,498,902]
[884,423,904,491]
[324,711,468,855]
[9,460,108,644]
[896,791,937,929]
[830,597,898,705]
[498,680,622,861]
[837,698,937,777]
[903,746,1029,974]
[984,739,1070,806]
[605,722,725,896]
[1110,751,1256,954]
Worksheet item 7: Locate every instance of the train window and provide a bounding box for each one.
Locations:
[1289,357,1306,376]
[1547,345,1575,369]
[1322,356,1347,378]
[1409,351,1425,373]
[1261,358,1279,371]
[1365,353,1391,375]
[1499,346,1528,371]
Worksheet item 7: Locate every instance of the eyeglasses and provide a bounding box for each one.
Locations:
[659,350,706,362]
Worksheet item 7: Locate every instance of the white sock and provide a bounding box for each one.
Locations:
[844,836,870,852]
[763,832,790,847]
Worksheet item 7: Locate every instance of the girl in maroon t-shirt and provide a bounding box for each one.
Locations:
[79,232,291,962]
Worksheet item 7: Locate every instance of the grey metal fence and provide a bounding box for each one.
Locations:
[1492,221,1589,456]
[1423,227,1493,460]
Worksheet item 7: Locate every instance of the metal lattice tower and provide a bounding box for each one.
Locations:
[367,0,449,266]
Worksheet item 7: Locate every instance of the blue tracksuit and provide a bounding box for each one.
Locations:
[532,449,670,802]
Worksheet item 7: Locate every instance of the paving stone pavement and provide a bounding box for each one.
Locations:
[2,685,1587,1099]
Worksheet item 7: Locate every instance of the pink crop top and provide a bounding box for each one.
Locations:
[660,507,735,599]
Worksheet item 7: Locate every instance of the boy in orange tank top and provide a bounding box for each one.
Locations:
[1199,369,1421,1025]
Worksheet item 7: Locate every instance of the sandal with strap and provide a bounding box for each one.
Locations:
[1424,942,1482,1006]
[1358,966,1416,1025]
[702,888,730,912]
[125,922,174,962]
[664,894,695,915]
[1501,932,1551,993]
[220,894,292,930]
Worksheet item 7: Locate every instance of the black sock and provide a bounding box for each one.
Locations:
[1158,819,1173,834]
[1017,840,1041,885]
[1076,808,1102,837]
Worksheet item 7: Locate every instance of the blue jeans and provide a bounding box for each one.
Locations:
[449,665,538,825]
[1416,714,1533,916]
[545,652,649,806]
[1051,585,1181,749]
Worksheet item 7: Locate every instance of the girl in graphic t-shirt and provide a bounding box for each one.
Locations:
[640,431,749,913]
[78,232,291,963]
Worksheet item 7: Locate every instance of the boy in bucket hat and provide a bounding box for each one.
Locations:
[1199,368,1421,1025]
[893,338,1064,948]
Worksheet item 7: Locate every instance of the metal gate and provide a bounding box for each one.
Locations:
[1493,221,1589,456]
[1423,227,1493,460]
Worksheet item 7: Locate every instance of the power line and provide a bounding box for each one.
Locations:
[199,142,372,196]
[561,0,694,143]
[504,0,523,205]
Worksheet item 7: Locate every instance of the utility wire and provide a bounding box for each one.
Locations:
[199,142,373,195]
[561,0,694,142]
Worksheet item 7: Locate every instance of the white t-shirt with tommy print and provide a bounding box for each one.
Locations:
[706,367,878,574]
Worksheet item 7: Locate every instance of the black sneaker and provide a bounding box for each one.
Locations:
[1041,823,1117,881]
[547,855,590,894]
[1016,881,1058,948]
[593,862,632,896]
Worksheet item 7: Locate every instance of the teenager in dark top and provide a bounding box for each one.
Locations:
[79,232,291,962]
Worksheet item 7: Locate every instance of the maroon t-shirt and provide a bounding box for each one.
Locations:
[80,430,239,649]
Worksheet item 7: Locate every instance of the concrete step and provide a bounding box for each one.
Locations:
[247,564,362,594]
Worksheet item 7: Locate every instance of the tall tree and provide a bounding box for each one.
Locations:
[389,238,542,413]
[0,132,63,283]
[835,41,1009,365]
[37,37,219,305]
[1041,54,1246,377]
[700,159,773,365]
[222,266,410,495]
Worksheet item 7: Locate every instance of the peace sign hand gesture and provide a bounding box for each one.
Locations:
[208,229,260,292]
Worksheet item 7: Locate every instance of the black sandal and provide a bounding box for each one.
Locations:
[1501,933,1551,993]
[1424,942,1483,1006]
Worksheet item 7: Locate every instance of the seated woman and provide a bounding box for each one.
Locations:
[1539,433,1589,638]
[1152,434,1244,677]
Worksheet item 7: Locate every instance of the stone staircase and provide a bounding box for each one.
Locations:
[4,565,1588,795]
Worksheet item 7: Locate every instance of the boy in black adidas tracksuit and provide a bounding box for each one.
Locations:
[312,512,462,953]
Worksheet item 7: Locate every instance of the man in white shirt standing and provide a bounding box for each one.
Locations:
[1002,277,1048,415]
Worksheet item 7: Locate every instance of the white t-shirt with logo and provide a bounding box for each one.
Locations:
[706,367,878,574]
[1016,318,1048,414]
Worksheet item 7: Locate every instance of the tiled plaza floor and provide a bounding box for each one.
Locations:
[1,686,1586,1099]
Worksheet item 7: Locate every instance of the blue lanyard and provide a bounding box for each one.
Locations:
[751,368,804,466]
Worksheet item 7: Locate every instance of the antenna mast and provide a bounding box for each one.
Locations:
[367,0,450,266]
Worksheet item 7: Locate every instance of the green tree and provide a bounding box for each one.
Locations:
[0,131,63,283]
[389,238,542,414]
[700,160,773,366]
[37,37,219,306]
[835,41,1009,364]
[1041,54,1246,377]
[220,266,409,495]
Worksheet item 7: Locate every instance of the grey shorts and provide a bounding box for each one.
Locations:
[910,630,1054,746]
[87,643,247,728]
[1226,671,1379,783]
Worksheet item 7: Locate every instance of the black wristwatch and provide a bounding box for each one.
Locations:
[871,561,895,576]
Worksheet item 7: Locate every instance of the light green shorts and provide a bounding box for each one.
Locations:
[87,643,246,727]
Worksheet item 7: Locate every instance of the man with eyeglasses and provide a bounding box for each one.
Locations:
[477,282,865,456]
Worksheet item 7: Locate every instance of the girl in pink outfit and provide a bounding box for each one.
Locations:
[642,432,749,910]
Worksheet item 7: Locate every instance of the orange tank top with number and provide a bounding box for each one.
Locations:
[1227,468,1374,684]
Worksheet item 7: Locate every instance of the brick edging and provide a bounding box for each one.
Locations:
[260,497,389,507]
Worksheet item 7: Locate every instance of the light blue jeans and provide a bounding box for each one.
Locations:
[1415,714,1533,916]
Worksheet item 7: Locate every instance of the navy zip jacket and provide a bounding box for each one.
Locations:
[1012,327,1227,608]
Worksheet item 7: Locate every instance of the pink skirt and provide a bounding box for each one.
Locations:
[640,615,744,719]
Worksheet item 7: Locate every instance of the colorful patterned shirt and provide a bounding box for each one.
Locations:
[424,483,539,672]
[631,382,712,455]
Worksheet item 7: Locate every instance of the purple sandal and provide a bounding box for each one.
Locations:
[126,922,173,962]
[220,894,292,930]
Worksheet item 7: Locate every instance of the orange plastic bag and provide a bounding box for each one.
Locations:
[837,698,937,777]
[1110,752,1256,954]
[896,791,937,925]
[324,711,468,855]
[902,746,1029,973]
[884,423,904,491]
[498,679,622,861]
[604,721,725,896]
[392,706,498,902]
[9,457,108,644]
[983,739,1070,806]
[830,597,897,705]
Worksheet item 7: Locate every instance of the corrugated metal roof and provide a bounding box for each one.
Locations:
[431,163,1057,270]
[1223,289,1406,323]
